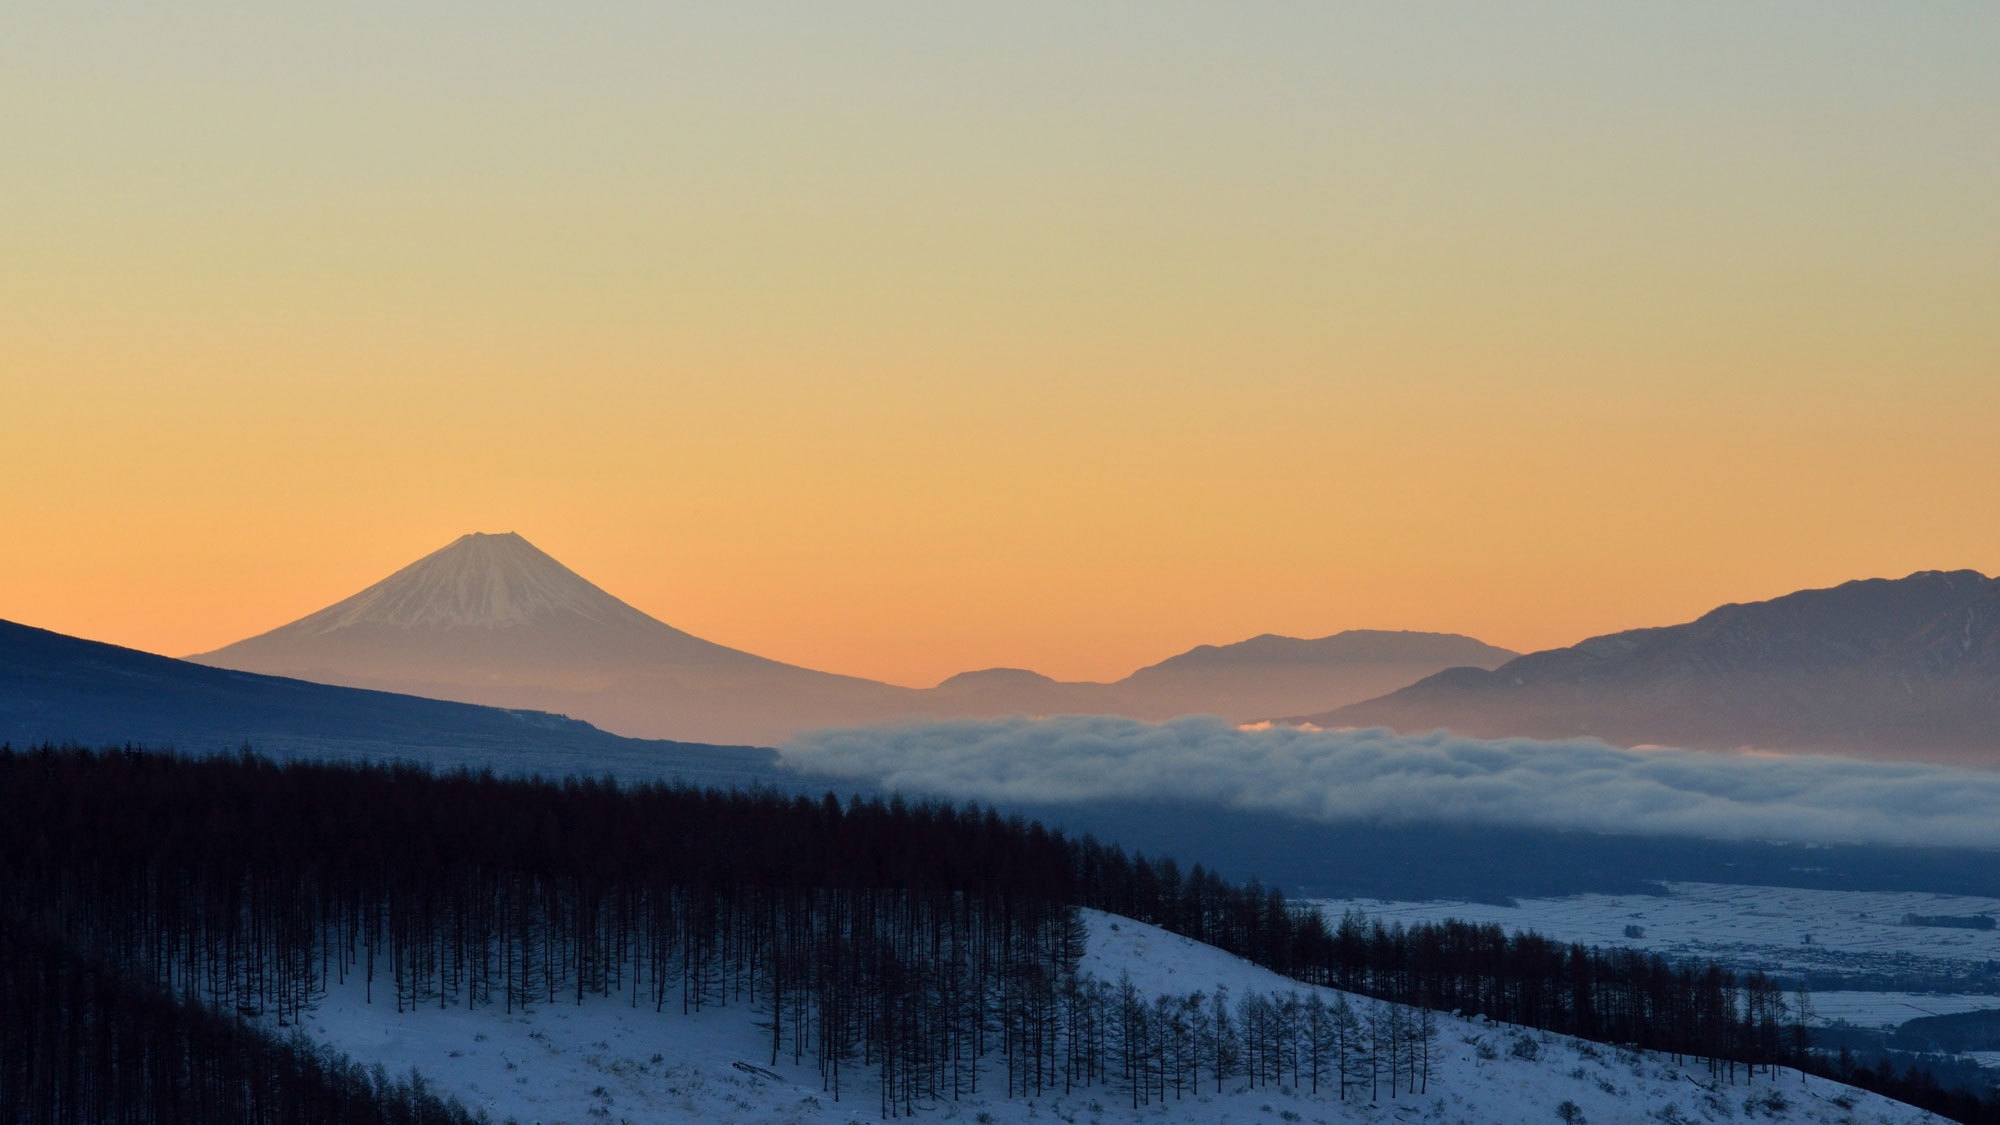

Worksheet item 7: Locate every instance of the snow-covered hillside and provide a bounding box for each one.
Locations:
[294,911,1941,1125]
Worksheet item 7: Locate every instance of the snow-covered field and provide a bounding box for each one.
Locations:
[294,911,1943,1124]
[1307,882,2000,1030]
[1807,993,2000,1028]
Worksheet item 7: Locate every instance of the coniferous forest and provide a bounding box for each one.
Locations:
[2,745,1992,1124]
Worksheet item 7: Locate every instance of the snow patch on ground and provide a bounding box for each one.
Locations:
[295,910,1945,1125]
[1079,908,1305,999]
[1808,992,2000,1029]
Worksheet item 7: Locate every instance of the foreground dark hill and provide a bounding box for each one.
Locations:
[1310,569,2000,764]
[196,531,1513,743]
[0,618,778,786]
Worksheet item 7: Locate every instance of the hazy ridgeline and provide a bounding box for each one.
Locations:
[2,746,1986,1123]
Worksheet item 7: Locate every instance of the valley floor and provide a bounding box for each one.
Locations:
[1311,882,2000,1032]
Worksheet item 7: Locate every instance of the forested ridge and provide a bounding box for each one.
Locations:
[1,745,1986,1123]
[0,922,477,1125]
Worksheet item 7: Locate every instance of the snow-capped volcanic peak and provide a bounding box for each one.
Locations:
[192,531,869,740]
[290,532,656,635]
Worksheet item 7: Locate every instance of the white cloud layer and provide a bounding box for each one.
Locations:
[780,716,2000,849]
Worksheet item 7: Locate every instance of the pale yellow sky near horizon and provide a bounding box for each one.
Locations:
[5,3,1997,687]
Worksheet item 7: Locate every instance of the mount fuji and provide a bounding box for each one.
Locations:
[193,533,916,746]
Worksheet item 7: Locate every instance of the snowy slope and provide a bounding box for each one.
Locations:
[293,911,1943,1125]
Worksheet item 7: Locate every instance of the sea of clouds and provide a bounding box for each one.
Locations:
[779,716,2000,849]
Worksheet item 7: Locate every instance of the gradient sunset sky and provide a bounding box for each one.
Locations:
[6,2,1997,687]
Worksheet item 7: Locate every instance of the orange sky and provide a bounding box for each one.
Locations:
[5,3,1996,687]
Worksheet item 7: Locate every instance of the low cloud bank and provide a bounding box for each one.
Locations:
[780,716,2000,849]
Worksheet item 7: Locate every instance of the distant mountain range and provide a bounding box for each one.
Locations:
[0,619,778,788]
[932,630,1515,726]
[192,532,1513,744]
[58,530,1998,762]
[1304,569,2000,764]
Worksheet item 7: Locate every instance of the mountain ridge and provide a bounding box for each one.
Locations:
[1305,569,2000,763]
[1134,629,1515,672]
[1,617,779,787]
